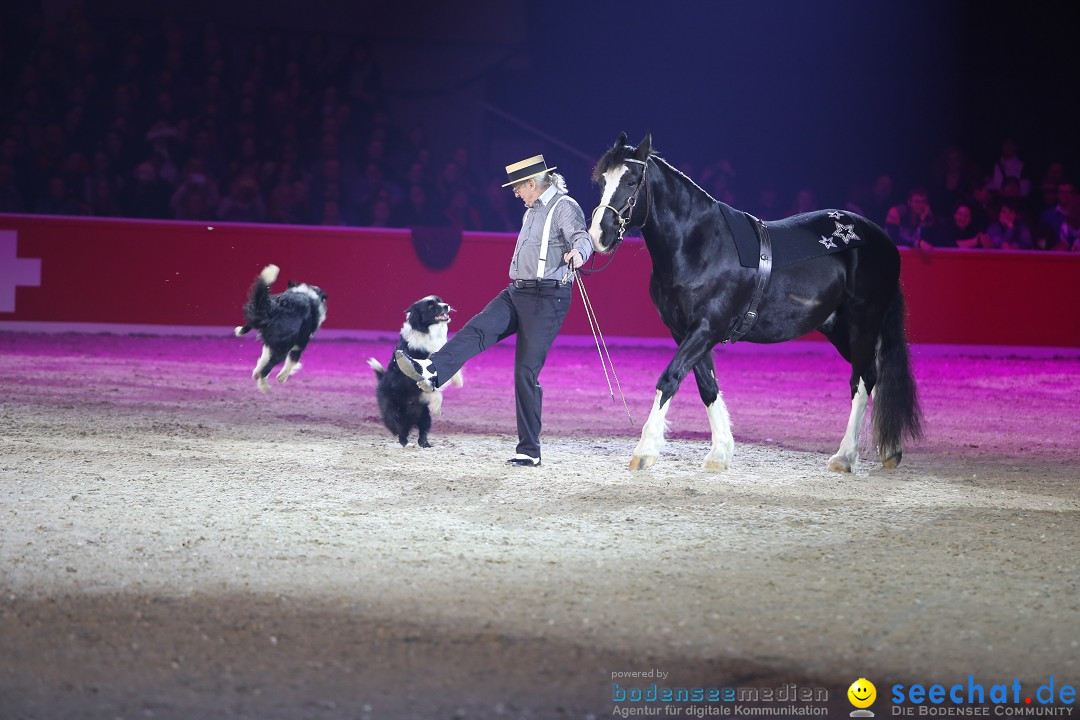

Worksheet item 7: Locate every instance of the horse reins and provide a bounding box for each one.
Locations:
[568,155,657,423]
[569,266,634,425]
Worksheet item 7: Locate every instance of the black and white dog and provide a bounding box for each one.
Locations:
[235,264,328,393]
[367,295,463,447]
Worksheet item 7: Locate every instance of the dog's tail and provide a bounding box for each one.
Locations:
[235,264,280,336]
[366,357,386,378]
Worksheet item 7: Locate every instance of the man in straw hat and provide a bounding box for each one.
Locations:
[396,154,593,466]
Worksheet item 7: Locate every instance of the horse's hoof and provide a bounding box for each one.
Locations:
[703,450,730,471]
[881,451,902,469]
[827,454,852,473]
[629,455,656,470]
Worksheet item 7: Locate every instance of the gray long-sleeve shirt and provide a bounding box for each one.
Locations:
[509,184,594,282]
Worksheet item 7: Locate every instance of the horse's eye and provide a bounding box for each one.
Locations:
[625,179,636,186]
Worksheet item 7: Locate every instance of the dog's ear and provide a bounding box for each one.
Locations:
[287,280,297,288]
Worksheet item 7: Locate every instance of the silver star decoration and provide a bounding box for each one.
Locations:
[827,210,845,220]
[819,235,837,249]
[832,221,860,245]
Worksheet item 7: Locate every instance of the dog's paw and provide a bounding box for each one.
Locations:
[234,326,245,337]
[257,378,271,394]
[448,371,464,388]
[276,362,300,383]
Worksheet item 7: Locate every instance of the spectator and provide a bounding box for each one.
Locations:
[171,159,221,219]
[442,188,484,232]
[0,163,26,212]
[216,174,266,222]
[339,41,382,111]
[789,188,816,216]
[365,196,397,228]
[174,184,215,221]
[930,146,975,215]
[88,176,121,217]
[866,175,895,226]
[940,203,986,249]
[989,138,1030,197]
[320,199,342,226]
[885,188,937,251]
[1037,180,1074,246]
[36,176,89,215]
[480,179,521,232]
[997,176,1032,227]
[986,201,1033,250]
[1062,202,1080,252]
[120,161,171,218]
[756,188,782,220]
[968,176,995,231]
[401,183,438,227]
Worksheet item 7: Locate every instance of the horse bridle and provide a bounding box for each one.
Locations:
[590,156,652,251]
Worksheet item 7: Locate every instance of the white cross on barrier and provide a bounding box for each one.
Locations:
[0,230,42,313]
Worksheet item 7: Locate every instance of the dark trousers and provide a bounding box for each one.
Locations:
[430,283,572,458]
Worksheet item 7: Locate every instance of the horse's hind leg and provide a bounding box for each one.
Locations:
[693,352,734,471]
[824,313,878,472]
[828,375,869,472]
[630,325,713,470]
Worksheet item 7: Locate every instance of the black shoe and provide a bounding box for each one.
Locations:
[507,454,541,467]
[394,349,436,392]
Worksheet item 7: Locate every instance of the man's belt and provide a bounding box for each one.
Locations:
[512,278,562,289]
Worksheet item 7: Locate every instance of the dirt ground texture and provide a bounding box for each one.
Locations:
[1,330,1078,720]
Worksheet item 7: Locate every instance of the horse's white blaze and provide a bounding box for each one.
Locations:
[829,378,868,470]
[632,389,670,461]
[703,394,735,469]
[589,165,628,249]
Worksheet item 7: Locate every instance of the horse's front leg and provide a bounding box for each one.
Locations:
[630,325,714,470]
[693,352,734,471]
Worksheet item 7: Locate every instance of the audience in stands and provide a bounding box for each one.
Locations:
[0,5,1076,254]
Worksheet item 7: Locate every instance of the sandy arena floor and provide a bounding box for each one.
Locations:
[1,330,1078,719]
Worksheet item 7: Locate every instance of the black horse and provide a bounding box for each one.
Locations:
[588,133,921,471]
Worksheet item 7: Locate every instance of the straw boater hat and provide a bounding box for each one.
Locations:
[502,154,557,187]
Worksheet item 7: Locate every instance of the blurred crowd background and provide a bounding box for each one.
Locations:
[1,1,1076,250]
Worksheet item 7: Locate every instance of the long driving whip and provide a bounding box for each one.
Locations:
[571,269,634,425]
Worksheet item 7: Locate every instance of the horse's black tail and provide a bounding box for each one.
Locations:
[872,286,923,461]
[237,264,279,333]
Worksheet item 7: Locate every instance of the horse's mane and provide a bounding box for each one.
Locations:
[592,143,718,204]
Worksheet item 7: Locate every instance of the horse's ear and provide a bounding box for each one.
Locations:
[635,132,653,159]
[615,131,628,148]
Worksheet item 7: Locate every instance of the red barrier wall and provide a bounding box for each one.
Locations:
[2,214,1078,346]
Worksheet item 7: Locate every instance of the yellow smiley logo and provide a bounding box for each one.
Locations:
[848,678,876,709]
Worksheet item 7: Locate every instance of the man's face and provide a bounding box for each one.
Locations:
[513,178,542,208]
[908,194,929,216]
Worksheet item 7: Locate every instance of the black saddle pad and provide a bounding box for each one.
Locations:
[719,204,868,270]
